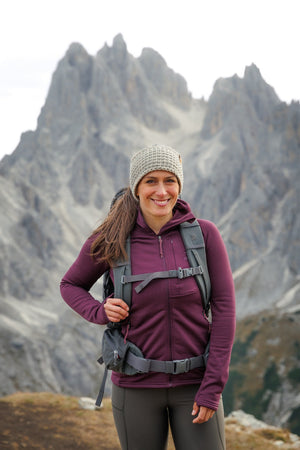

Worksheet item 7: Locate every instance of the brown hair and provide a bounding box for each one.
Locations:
[90,187,138,266]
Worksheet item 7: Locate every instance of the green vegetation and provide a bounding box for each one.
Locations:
[223,370,245,415]
[293,340,300,360]
[230,329,259,364]
[239,361,280,419]
[288,406,300,435]
[225,312,300,434]
[240,388,266,420]
[263,362,280,392]
[287,367,300,387]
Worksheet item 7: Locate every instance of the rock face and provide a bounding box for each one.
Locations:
[186,65,300,318]
[0,34,299,431]
[223,311,300,435]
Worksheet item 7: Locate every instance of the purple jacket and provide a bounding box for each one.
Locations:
[60,200,235,410]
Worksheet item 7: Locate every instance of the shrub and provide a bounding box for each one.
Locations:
[263,362,280,391]
[287,367,300,387]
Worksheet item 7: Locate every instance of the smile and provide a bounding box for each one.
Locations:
[152,199,170,207]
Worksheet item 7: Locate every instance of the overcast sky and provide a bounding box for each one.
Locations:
[1,0,299,160]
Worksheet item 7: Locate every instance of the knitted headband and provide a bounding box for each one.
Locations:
[129,144,184,200]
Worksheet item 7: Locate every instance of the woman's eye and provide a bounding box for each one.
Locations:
[144,178,176,184]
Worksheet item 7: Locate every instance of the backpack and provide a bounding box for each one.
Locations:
[95,219,211,407]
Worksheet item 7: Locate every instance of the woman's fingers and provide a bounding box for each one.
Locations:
[192,404,215,424]
[104,298,129,322]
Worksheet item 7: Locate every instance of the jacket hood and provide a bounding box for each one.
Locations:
[136,199,195,234]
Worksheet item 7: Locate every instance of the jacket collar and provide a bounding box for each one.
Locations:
[135,199,195,235]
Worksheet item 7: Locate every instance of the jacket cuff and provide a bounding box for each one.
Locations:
[194,391,220,411]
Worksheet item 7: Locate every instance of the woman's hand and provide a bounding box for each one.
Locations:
[191,403,215,424]
[104,297,129,322]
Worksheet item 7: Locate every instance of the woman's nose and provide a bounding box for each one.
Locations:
[156,183,167,196]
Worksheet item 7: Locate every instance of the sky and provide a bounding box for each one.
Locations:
[0,0,299,160]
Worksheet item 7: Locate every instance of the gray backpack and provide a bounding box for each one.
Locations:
[96,220,211,406]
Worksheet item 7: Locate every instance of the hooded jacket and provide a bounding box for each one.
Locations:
[60,199,235,411]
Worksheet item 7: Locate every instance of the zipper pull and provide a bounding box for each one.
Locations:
[158,235,163,258]
[124,322,130,343]
[203,309,211,333]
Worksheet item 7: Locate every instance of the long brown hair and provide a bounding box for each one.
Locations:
[90,187,138,266]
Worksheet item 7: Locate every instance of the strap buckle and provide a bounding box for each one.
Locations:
[171,359,191,374]
[178,267,199,279]
[183,268,194,277]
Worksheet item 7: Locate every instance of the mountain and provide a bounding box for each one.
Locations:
[0,34,299,432]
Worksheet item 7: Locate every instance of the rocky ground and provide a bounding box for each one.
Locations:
[0,392,299,449]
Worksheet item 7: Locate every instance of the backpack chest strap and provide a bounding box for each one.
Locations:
[121,266,204,294]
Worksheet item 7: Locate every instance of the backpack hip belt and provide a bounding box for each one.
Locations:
[126,349,208,374]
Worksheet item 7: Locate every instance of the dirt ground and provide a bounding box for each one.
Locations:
[0,392,297,449]
[0,392,171,450]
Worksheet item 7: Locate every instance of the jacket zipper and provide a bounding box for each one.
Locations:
[158,235,172,383]
[158,235,164,258]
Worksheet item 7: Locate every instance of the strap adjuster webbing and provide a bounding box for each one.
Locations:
[121,266,204,293]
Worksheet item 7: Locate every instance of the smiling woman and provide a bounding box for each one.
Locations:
[60,144,236,450]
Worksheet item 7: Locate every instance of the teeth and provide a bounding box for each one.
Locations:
[153,199,169,206]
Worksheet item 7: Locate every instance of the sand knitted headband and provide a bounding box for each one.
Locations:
[129,144,183,200]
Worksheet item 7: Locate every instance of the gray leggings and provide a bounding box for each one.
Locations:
[112,384,226,450]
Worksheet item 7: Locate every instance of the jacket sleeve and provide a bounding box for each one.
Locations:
[60,235,110,324]
[194,219,236,410]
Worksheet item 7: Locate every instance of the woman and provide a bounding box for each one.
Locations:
[60,144,235,450]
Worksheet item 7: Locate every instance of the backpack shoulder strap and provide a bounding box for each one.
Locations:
[179,220,211,314]
[112,236,132,309]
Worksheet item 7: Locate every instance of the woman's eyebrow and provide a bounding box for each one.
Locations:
[144,175,176,180]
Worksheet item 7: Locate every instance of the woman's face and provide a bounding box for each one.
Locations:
[136,170,180,230]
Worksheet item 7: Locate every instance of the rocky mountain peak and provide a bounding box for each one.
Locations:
[243,63,280,121]
[97,33,129,69]
[209,63,279,104]
[139,46,167,66]
[66,42,90,62]
[201,61,282,139]
[112,33,127,52]
[243,63,277,97]
[139,47,191,109]
[244,62,262,79]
